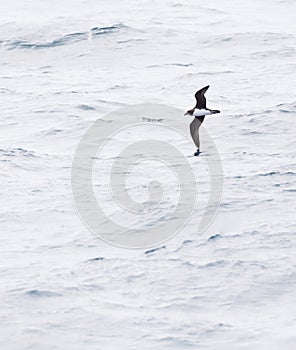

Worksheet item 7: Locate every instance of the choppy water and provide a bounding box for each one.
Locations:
[1,0,296,349]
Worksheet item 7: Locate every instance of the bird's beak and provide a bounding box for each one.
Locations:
[184,112,188,116]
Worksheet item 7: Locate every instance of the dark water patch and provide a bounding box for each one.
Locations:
[234,260,267,269]
[168,63,193,67]
[258,171,280,177]
[186,72,213,77]
[142,117,163,122]
[203,32,295,48]
[118,38,144,44]
[201,260,228,268]
[186,70,235,78]
[32,189,43,193]
[33,110,47,114]
[95,118,113,124]
[271,102,296,114]
[208,234,221,241]
[77,104,96,111]
[1,24,126,50]
[182,239,193,245]
[90,25,125,37]
[241,103,296,119]
[0,148,36,158]
[158,336,196,347]
[147,64,161,68]
[0,87,17,94]
[145,245,166,255]
[107,84,129,91]
[241,129,263,135]
[171,3,184,7]
[204,323,232,335]
[87,257,105,262]
[45,129,63,135]
[4,33,86,49]
[25,289,61,297]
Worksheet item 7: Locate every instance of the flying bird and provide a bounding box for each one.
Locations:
[185,85,220,156]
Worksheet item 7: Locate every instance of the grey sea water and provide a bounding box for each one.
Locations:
[1,0,296,349]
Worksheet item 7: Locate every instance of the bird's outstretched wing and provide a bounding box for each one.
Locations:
[194,85,210,109]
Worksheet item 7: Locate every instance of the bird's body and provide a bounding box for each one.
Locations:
[185,85,220,156]
[192,108,218,117]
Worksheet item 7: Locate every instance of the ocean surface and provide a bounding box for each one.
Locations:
[1,0,296,349]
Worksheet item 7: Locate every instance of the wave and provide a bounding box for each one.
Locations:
[0,147,36,158]
[25,289,61,297]
[231,102,296,120]
[276,102,296,113]
[77,104,96,111]
[86,257,105,262]
[0,24,126,50]
[145,245,166,254]
[202,31,295,48]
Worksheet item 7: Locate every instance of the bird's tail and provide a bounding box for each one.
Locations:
[210,109,220,114]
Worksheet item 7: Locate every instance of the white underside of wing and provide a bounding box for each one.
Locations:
[193,109,212,117]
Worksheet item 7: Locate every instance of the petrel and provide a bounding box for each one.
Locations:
[184,85,220,156]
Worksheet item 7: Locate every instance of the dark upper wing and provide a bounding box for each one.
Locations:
[194,85,210,109]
